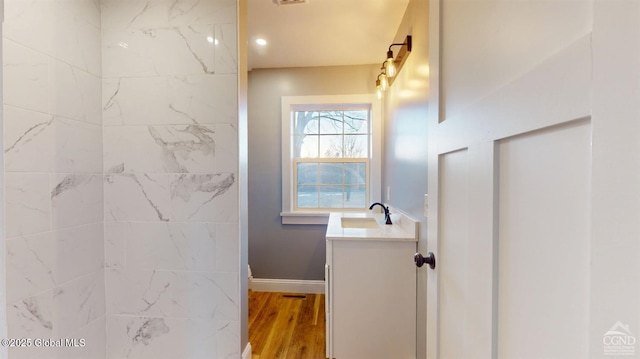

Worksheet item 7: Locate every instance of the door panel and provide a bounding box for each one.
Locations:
[438,149,469,359]
[497,120,591,358]
[426,2,605,357]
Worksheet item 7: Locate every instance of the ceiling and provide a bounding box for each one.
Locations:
[247,0,411,70]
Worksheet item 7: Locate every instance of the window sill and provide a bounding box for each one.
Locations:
[280,212,330,225]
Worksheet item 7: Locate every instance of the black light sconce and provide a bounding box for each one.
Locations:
[376,35,412,98]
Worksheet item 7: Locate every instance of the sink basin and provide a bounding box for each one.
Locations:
[340,217,379,229]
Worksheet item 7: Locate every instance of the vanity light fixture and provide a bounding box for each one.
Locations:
[375,35,412,97]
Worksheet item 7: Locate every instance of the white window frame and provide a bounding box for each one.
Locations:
[281,94,382,225]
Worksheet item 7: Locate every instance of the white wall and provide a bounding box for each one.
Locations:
[441,0,592,120]
[101,0,240,358]
[3,0,106,358]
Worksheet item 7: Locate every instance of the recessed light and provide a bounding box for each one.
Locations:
[256,38,267,46]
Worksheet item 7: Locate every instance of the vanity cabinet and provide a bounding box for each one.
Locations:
[325,211,418,359]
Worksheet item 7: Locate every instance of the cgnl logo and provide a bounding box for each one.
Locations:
[603,321,637,356]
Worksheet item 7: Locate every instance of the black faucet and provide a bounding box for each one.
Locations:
[369,202,392,225]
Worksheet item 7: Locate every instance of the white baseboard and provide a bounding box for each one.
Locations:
[242,342,251,359]
[249,278,325,294]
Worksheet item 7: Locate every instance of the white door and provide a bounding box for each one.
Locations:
[424,2,640,358]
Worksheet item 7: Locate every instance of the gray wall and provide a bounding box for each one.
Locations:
[248,65,378,280]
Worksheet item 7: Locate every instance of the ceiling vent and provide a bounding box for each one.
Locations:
[273,0,308,5]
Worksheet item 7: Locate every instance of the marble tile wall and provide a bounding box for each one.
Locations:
[3,0,105,358]
[101,1,239,358]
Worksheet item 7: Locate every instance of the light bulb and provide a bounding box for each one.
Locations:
[377,88,383,99]
[381,74,388,91]
[385,58,396,78]
[385,50,396,78]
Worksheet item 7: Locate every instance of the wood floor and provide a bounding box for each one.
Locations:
[249,291,326,359]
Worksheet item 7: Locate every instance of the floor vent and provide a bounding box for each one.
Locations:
[282,294,307,299]
[274,0,308,5]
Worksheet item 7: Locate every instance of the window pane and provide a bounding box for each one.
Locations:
[297,163,318,185]
[344,185,366,208]
[344,110,368,134]
[319,163,343,185]
[319,186,344,208]
[319,111,343,134]
[295,111,319,134]
[295,135,318,158]
[343,134,368,158]
[319,135,343,158]
[297,185,318,208]
[344,163,366,185]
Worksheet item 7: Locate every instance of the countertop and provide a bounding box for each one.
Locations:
[325,209,418,242]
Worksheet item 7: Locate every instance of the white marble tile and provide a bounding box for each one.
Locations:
[172,272,238,320]
[101,0,236,30]
[3,39,49,114]
[48,59,102,125]
[105,222,126,269]
[49,0,102,76]
[169,0,237,27]
[103,75,238,126]
[103,126,126,174]
[126,223,216,271]
[104,174,171,222]
[54,271,105,338]
[106,316,176,359]
[6,233,56,304]
[4,106,55,173]
[4,0,101,76]
[216,222,239,273]
[168,74,238,125]
[106,316,217,359]
[100,0,167,31]
[214,23,237,74]
[184,318,218,359]
[6,291,54,359]
[215,124,238,173]
[3,0,56,56]
[4,110,102,173]
[106,125,217,174]
[106,269,175,317]
[51,119,103,173]
[102,25,215,78]
[216,320,240,359]
[5,173,51,239]
[56,315,106,359]
[7,291,54,339]
[102,77,173,126]
[55,223,104,285]
[7,290,55,359]
[170,173,237,221]
[51,174,103,230]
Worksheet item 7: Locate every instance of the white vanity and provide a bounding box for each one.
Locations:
[325,209,418,359]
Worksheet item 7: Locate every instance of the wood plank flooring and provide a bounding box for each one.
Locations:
[249,291,326,359]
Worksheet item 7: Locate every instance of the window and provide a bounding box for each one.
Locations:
[281,95,381,224]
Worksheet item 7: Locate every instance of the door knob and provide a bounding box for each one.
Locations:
[414,252,436,269]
